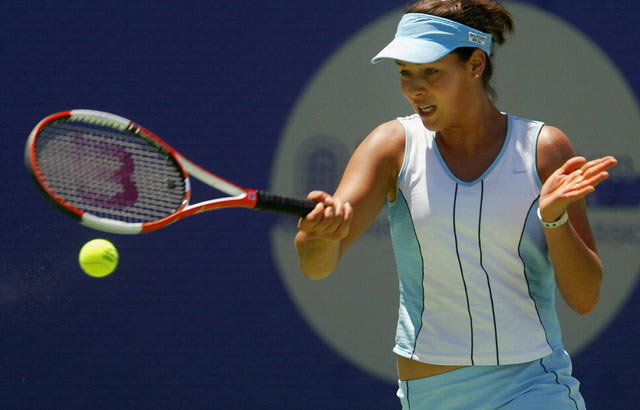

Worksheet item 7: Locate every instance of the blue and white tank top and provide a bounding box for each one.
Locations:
[389,113,563,366]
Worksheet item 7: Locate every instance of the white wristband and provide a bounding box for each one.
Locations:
[537,208,569,229]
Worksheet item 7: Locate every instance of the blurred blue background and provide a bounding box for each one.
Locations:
[2,1,638,409]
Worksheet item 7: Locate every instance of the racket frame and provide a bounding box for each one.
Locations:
[25,109,284,234]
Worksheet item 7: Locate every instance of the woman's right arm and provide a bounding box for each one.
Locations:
[295,120,406,279]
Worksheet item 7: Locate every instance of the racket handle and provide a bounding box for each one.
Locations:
[255,190,317,217]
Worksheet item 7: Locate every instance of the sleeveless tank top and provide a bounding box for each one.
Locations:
[389,113,563,365]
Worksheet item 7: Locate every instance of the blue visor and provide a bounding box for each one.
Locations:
[371,13,493,64]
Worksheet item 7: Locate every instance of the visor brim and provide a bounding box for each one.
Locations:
[371,38,452,64]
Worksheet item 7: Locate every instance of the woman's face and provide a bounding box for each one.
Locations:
[396,53,479,131]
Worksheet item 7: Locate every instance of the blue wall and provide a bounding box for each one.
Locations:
[2,1,638,409]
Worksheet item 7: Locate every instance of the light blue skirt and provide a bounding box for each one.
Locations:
[397,349,585,410]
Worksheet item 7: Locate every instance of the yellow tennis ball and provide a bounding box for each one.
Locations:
[78,239,119,278]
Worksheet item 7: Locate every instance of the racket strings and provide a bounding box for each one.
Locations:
[35,119,186,223]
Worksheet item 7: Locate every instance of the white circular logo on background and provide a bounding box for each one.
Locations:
[270,2,640,382]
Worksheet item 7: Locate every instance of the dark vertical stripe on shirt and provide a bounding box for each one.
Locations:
[453,183,474,365]
[478,180,500,364]
[398,189,427,360]
[517,196,552,350]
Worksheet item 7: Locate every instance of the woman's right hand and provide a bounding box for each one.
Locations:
[297,190,354,241]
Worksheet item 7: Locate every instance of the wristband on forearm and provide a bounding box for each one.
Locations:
[537,208,569,229]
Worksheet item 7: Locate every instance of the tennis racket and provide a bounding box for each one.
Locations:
[25,109,316,234]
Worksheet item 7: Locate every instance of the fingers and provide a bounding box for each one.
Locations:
[298,192,354,241]
[306,190,332,203]
[557,155,616,177]
[540,155,617,219]
[579,156,618,179]
[569,156,618,192]
[559,156,587,175]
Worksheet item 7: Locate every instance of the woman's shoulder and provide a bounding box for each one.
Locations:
[353,118,407,178]
[363,118,407,154]
[538,125,573,157]
[536,124,576,183]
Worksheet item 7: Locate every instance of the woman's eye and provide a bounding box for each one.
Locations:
[425,69,438,75]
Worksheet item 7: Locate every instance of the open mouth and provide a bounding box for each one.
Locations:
[418,105,436,114]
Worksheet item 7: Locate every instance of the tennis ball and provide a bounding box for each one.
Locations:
[78,239,119,278]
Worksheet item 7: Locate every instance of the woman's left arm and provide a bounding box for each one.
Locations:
[537,126,617,315]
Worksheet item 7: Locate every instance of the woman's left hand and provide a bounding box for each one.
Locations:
[539,155,618,222]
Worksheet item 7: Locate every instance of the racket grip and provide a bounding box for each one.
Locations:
[255,190,317,217]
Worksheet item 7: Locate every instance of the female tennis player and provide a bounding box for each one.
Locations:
[295,0,617,408]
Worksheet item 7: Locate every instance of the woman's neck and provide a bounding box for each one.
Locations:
[436,101,507,156]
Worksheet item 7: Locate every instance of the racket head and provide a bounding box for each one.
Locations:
[25,110,191,234]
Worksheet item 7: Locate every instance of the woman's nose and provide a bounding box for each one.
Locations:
[406,79,427,98]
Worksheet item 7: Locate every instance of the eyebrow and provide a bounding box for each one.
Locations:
[395,60,445,67]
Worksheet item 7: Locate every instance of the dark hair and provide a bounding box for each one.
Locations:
[405,0,514,99]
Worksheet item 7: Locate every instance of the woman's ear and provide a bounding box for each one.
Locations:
[468,48,487,78]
